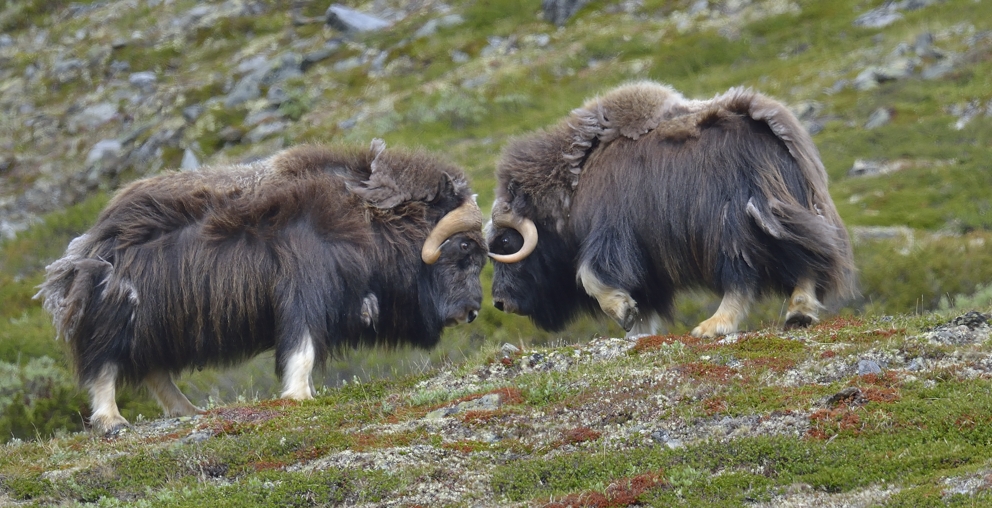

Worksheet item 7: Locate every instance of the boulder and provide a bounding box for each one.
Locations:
[325,5,391,33]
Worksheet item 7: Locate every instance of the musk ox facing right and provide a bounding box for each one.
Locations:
[488,81,855,338]
[37,139,486,434]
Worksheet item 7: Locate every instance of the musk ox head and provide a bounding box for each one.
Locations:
[349,140,486,338]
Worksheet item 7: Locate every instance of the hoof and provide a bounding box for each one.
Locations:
[690,318,738,339]
[99,422,131,438]
[784,312,817,329]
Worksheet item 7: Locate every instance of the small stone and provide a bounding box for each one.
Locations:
[326,4,391,33]
[865,107,892,129]
[180,148,199,171]
[857,359,882,376]
[86,139,123,165]
[244,121,287,144]
[907,357,926,372]
[128,71,157,90]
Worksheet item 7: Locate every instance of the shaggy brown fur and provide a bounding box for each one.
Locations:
[489,81,855,336]
[38,140,486,433]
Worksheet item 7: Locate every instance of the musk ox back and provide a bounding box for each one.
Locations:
[488,81,855,337]
[37,139,486,434]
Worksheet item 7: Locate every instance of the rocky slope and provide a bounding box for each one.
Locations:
[2,311,992,506]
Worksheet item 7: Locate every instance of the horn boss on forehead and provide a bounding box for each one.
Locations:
[422,198,484,264]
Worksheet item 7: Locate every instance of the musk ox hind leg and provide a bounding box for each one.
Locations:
[691,290,752,339]
[578,264,639,332]
[784,278,823,329]
[87,363,129,435]
[144,370,202,417]
[279,331,316,400]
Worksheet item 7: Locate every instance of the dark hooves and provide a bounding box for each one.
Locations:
[784,313,814,330]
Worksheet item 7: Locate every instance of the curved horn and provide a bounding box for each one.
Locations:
[421,199,483,265]
[489,208,538,264]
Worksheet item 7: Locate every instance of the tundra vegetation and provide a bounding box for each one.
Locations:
[1,0,992,505]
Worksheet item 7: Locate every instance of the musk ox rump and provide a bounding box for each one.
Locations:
[37,140,486,434]
[488,81,855,338]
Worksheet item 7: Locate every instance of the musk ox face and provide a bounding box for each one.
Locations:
[425,231,486,327]
[488,223,593,331]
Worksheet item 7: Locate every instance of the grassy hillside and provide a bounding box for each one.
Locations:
[0,0,991,500]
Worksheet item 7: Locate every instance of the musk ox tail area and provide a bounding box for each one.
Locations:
[36,234,107,345]
[718,87,857,303]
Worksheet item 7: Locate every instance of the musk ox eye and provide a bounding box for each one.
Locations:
[460,241,470,252]
[492,230,523,255]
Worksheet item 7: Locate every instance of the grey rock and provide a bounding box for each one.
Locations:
[333,56,363,73]
[450,50,470,64]
[109,60,130,75]
[825,386,865,406]
[302,40,342,71]
[245,108,282,127]
[338,117,357,130]
[542,0,591,26]
[266,85,289,106]
[128,71,157,91]
[0,34,13,47]
[326,5,391,33]
[853,8,902,28]
[847,159,885,177]
[914,32,943,58]
[86,139,123,165]
[237,55,271,75]
[180,148,199,171]
[951,311,989,329]
[875,57,916,80]
[182,430,215,443]
[857,359,882,376]
[224,75,262,108]
[244,121,287,144]
[425,393,503,420]
[907,357,926,372]
[265,52,303,84]
[922,58,956,80]
[73,103,119,131]
[865,107,892,129]
[217,126,242,144]
[51,58,84,82]
[182,104,204,123]
[414,14,464,38]
[649,429,683,449]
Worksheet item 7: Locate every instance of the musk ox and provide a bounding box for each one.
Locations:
[37,139,486,434]
[488,81,855,338]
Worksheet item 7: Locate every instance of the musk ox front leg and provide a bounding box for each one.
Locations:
[578,263,639,332]
[87,363,129,434]
[279,331,316,400]
[144,370,202,417]
[691,291,752,339]
[784,278,822,329]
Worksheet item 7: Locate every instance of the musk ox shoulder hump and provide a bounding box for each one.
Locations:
[272,139,472,211]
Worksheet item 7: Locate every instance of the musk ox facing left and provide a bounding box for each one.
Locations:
[37,139,486,434]
[488,81,855,338]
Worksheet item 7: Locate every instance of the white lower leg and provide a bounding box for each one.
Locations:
[280,331,315,400]
[578,264,638,331]
[785,278,822,328]
[88,363,128,433]
[144,370,201,417]
[691,291,751,338]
